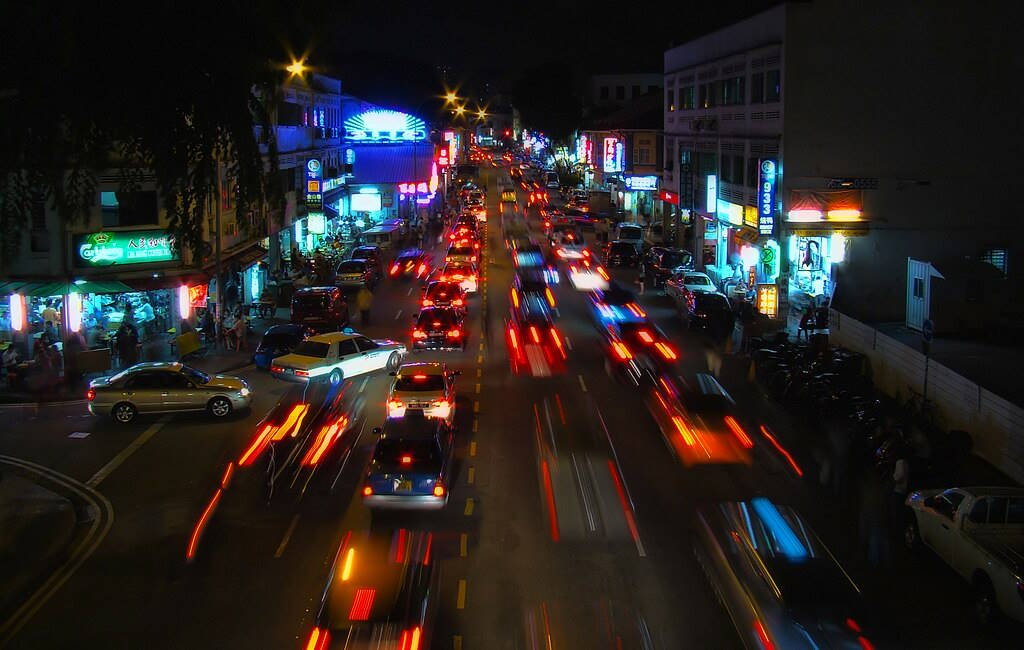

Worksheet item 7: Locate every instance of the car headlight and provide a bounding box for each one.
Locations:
[240,387,251,397]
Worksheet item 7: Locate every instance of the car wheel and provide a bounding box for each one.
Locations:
[974,575,999,625]
[386,352,400,372]
[329,368,343,386]
[208,396,232,418]
[112,402,137,424]
[903,516,921,551]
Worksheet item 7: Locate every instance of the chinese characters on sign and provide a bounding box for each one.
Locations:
[603,137,622,173]
[658,189,679,204]
[756,284,779,318]
[758,159,777,236]
[306,159,323,213]
[624,175,658,191]
[706,174,718,213]
[73,230,179,267]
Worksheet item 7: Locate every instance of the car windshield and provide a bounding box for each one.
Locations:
[661,251,691,268]
[449,247,474,257]
[695,293,730,310]
[427,282,461,297]
[373,438,442,471]
[182,366,210,384]
[337,261,366,272]
[619,226,642,238]
[610,243,635,254]
[353,248,376,259]
[395,374,446,391]
[418,310,456,327]
[293,293,330,308]
[292,341,330,358]
[685,274,713,286]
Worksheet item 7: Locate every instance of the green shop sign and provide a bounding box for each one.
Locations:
[73,230,179,267]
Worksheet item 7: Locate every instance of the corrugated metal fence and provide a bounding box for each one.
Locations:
[828,309,1024,484]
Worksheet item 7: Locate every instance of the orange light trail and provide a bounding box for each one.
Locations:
[672,416,696,446]
[238,424,275,466]
[186,487,222,560]
[304,627,330,650]
[273,403,310,440]
[724,416,753,448]
[423,533,433,566]
[220,462,234,489]
[541,460,560,542]
[302,416,348,466]
[606,460,642,550]
[760,425,804,477]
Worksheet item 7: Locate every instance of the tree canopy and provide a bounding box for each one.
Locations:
[0,1,317,268]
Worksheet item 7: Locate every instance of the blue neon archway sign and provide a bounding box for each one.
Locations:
[345,109,427,142]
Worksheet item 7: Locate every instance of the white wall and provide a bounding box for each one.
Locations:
[829,309,1024,484]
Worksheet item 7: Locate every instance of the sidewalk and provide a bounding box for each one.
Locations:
[0,471,77,617]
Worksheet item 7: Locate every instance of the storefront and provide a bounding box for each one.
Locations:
[783,189,866,311]
[622,174,659,222]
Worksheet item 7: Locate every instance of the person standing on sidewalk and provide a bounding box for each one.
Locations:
[356,286,373,327]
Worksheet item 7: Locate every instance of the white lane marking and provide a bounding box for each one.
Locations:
[577,375,588,392]
[394,309,403,320]
[86,416,170,488]
[68,431,90,439]
[595,405,646,557]
[571,452,597,532]
[407,286,414,296]
[359,376,369,393]
[274,514,301,558]
[564,336,572,351]
[0,455,114,644]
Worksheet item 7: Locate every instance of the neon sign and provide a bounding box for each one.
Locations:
[603,137,622,173]
[624,175,658,191]
[344,109,427,142]
[306,158,323,213]
[73,230,178,267]
[758,159,777,235]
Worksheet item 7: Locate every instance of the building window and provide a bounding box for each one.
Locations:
[912,277,924,299]
[698,152,717,176]
[616,86,625,100]
[631,85,641,98]
[666,88,675,111]
[102,191,158,227]
[600,86,609,100]
[732,155,744,184]
[980,248,1008,275]
[765,70,781,102]
[681,86,695,110]
[638,148,651,164]
[699,83,715,108]
[751,72,764,104]
[721,77,745,105]
[647,85,657,94]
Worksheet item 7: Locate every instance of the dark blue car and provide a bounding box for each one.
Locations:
[362,413,454,510]
[253,324,314,370]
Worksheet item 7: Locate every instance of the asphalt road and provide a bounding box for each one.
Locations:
[0,161,1018,649]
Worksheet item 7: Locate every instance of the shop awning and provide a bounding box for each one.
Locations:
[789,189,862,212]
[201,242,268,272]
[0,279,135,297]
[120,272,210,291]
[788,222,870,237]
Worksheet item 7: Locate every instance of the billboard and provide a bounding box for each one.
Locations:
[73,229,178,268]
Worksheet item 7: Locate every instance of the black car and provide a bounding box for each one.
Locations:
[684,291,736,334]
[290,287,349,332]
[389,248,432,280]
[645,247,693,287]
[604,240,641,267]
[253,324,314,370]
[349,245,383,280]
[411,306,467,351]
[513,269,556,312]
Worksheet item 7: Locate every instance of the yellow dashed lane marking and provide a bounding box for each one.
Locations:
[464,498,475,516]
[457,579,467,609]
[477,354,483,364]
[467,467,475,484]
[454,636,463,650]
[473,401,480,413]
[472,419,478,433]
[476,368,482,378]
[470,440,477,456]
[475,383,481,394]
[460,533,468,557]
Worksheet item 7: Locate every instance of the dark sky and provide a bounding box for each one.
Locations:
[300,0,778,134]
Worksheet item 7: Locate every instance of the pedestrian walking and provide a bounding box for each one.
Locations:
[356,285,373,327]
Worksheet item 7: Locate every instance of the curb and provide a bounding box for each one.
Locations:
[0,399,88,410]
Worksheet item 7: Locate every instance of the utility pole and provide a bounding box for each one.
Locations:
[214,149,223,349]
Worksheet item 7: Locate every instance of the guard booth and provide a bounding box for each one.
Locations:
[362,223,403,249]
[906,258,944,331]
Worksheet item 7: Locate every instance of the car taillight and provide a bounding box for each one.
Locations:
[445,256,452,262]
[529,325,541,343]
[417,263,427,275]
[271,365,283,373]
[508,326,519,351]
[422,299,433,306]
[86,388,96,401]
[362,485,373,496]
[550,328,565,354]
[544,221,551,228]
[597,266,610,280]
[431,399,450,409]
[389,400,403,410]
[638,330,654,343]
[433,483,445,497]
[295,369,310,377]
[545,287,556,307]
[437,275,447,281]
[511,288,520,308]
[724,415,753,448]
[582,249,590,257]
[305,626,330,650]
[447,329,462,338]
[400,454,413,465]
[656,342,678,360]
[413,330,427,339]
[390,264,400,275]
[471,256,477,262]
[612,341,632,361]
[453,298,464,306]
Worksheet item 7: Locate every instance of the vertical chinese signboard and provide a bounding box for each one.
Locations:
[758,159,777,236]
[306,158,323,214]
[757,283,779,318]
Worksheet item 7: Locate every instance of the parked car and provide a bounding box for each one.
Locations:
[666,270,716,297]
[362,412,455,510]
[644,247,693,287]
[905,486,1024,623]
[677,290,736,334]
[603,240,641,268]
[694,498,874,649]
[87,362,252,423]
[271,331,406,385]
[335,259,377,291]
[253,323,314,370]
[349,245,384,280]
[290,286,349,332]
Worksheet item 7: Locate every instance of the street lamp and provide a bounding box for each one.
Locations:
[454,105,466,117]
[286,59,308,76]
[476,109,487,120]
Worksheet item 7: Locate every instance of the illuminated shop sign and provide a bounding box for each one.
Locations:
[706,174,717,213]
[624,175,659,191]
[577,135,593,166]
[717,199,744,226]
[758,159,777,235]
[757,284,779,318]
[603,137,623,173]
[344,109,427,142]
[306,158,323,213]
[73,230,179,267]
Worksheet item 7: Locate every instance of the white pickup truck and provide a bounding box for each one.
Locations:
[905,486,1024,624]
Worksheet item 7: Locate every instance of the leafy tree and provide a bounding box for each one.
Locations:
[553,158,582,189]
[0,1,311,269]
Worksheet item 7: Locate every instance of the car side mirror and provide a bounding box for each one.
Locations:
[372,426,382,435]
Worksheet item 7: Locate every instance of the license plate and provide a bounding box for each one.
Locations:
[429,331,442,337]
[398,480,413,492]
[304,317,319,321]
